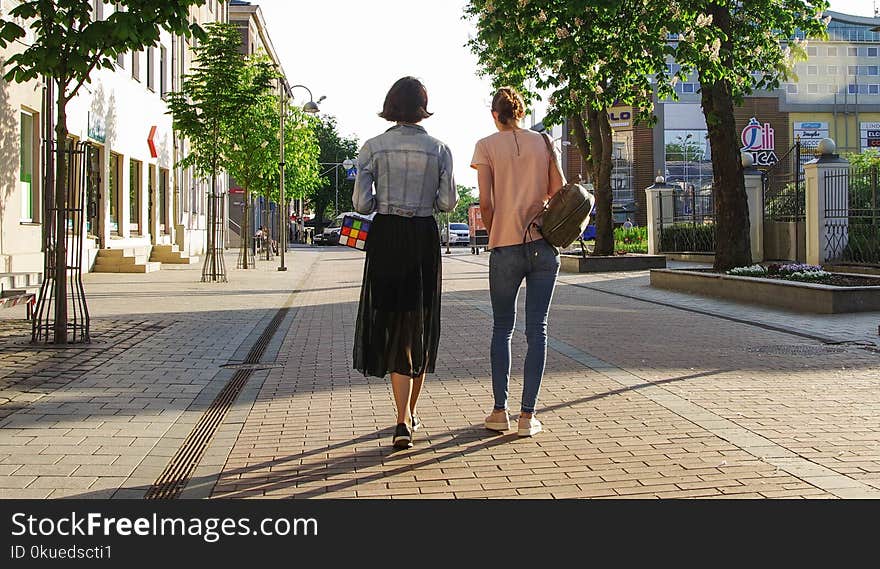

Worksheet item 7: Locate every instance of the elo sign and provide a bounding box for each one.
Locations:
[740,117,778,166]
[860,122,880,150]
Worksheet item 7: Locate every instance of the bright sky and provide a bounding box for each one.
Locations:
[258,0,876,190]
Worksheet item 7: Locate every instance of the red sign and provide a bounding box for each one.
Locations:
[147,126,158,158]
[230,187,244,194]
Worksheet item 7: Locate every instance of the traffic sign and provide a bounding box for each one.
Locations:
[346,167,357,180]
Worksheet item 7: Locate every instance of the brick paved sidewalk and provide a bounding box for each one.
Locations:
[0,251,319,498]
[1,247,878,499]
[210,249,880,499]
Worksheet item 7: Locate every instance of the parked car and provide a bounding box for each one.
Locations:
[316,211,375,245]
[440,223,470,246]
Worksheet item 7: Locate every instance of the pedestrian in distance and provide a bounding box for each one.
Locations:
[352,76,457,450]
[471,86,565,437]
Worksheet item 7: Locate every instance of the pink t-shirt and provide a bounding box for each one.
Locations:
[470,129,562,250]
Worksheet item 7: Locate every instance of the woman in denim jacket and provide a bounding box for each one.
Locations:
[352,76,457,449]
[471,86,564,438]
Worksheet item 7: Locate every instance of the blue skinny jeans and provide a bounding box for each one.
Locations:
[488,238,559,414]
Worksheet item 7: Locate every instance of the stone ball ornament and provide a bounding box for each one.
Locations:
[816,138,837,156]
[741,152,755,169]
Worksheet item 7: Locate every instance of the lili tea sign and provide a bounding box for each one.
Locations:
[740,117,778,166]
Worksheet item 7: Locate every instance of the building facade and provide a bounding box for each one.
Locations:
[0,0,229,277]
[563,10,880,227]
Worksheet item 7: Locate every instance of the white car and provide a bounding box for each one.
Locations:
[441,223,470,246]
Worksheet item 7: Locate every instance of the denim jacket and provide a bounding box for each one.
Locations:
[352,124,457,217]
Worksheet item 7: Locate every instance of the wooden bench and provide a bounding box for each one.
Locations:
[0,292,36,320]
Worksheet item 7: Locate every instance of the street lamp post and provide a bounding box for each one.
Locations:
[278,81,322,270]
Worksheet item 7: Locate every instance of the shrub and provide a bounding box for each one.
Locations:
[659,223,715,253]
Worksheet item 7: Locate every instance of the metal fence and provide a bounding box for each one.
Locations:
[824,165,880,266]
[657,189,716,253]
[763,142,804,223]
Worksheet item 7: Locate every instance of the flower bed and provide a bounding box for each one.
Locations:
[651,265,880,313]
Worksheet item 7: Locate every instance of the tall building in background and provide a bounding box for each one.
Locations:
[563,10,880,227]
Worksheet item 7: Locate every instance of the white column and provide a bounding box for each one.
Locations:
[804,139,849,266]
[645,178,676,256]
[743,164,764,263]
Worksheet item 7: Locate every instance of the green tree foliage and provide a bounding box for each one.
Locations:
[452,185,477,223]
[223,53,279,268]
[166,22,255,194]
[311,115,359,233]
[465,0,679,255]
[672,1,829,270]
[0,0,204,343]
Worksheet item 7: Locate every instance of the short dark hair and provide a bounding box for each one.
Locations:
[379,76,433,123]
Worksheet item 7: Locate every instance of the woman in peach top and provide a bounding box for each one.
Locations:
[470,86,564,437]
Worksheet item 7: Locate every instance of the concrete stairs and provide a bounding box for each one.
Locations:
[92,248,161,273]
[149,244,199,265]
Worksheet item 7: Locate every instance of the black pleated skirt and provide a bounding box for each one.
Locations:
[353,213,441,378]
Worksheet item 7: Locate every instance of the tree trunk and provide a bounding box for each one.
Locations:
[572,109,614,256]
[239,187,252,269]
[702,5,752,271]
[53,94,69,344]
[702,80,751,270]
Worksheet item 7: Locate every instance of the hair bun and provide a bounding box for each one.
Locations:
[492,87,526,126]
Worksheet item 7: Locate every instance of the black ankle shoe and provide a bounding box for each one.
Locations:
[392,423,413,449]
[411,415,421,432]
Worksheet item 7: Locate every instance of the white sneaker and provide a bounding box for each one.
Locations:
[517,416,542,437]
[484,411,511,432]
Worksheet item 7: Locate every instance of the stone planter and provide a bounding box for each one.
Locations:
[650,268,880,313]
[561,254,667,274]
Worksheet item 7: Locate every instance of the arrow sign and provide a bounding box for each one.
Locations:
[147,126,158,158]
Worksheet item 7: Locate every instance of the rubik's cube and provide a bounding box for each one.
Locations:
[339,216,370,250]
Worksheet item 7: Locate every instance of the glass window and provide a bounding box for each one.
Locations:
[870,84,880,95]
[827,65,838,75]
[664,130,713,195]
[682,83,695,93]
[807,46,817,57]
[869,66,879,76]
[849,84,858,94]
[859,84,870,95]
[146,47,154,91]
[827,47,838,57]
[807,84,818,94]
[132,50,140,81]
[160,46,167,97]
[849,47,859,57]
[787,84,798,94]
[848,66,859,76]
[870,47,879,57]
[109,152,121,233]
[19,111,36,222]
[130,159,141,232]
[807,65,818,75]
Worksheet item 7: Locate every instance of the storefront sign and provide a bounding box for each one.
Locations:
[793,121,829,144]
[860,122,880,150]
[740,117,778,166]
[608,106,633,131]
[87,112,106,143]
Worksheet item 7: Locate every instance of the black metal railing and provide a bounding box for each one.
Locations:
[824,166,880,266]
[763,142,804,223]
[658,188,716,253]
